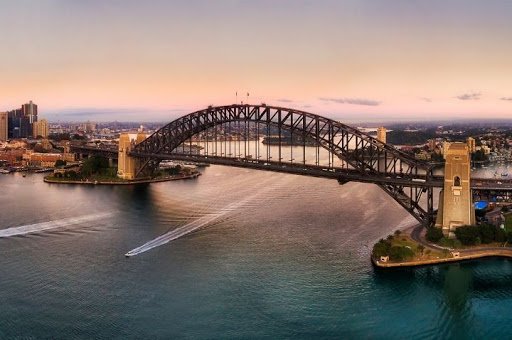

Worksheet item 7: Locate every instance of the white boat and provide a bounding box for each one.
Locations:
[0,169,11,174]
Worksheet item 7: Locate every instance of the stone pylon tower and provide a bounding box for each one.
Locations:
[117,132,146,180]
[435,142,475,237]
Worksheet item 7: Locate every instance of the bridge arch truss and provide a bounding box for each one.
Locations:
[130,104,436,225]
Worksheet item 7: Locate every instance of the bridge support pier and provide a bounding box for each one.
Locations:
[117,133,146,180]
[435,142,475,237]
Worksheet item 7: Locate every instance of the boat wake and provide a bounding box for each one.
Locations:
[125,179,290,257]
[0,212,114,238]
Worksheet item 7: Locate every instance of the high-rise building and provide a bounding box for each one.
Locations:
[7,109,24,138]
[22,100,38,124]
[0,112,8,141]
[377,127,387,144]
[7,101,40,138]
[33,119,49,138]
[467,137,476,153]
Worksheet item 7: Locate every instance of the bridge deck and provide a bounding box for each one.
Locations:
[70,146,512,191]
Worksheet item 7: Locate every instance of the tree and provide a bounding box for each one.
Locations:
[471,149,488,162]
[81,155,109,176]
[389,246,415,261]
[54,159,67,168]
[66,170,79,179]
[426,227,443,242]
[478,223,496,244]
[33,144,47,153]
[372,239,391,258]
[454,226,480,245]
[495,228,507,243]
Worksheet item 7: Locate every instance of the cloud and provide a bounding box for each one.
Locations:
[45,107,188,122]
[420,97,432,102]
[500,97,512,101]
[277,98,294,103]
[456,92,481,100]
[318,97,381,106]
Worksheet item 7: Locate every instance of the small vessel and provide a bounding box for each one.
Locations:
[0,169,11,174]
[22,174,26,177]
[35,168,53,173]
[502,173,509,177]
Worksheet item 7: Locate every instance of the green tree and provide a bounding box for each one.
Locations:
[426,227,443,242]
[81,156,109,177]
[54,159,67,167]
[471,149,488,162]
[454,225,480,245]
[372,239,391,258]
[495,228,507,243]
[389,246,415,261]
[478,223,496,244]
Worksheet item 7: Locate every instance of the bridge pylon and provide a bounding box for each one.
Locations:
[435,142,475,237]
[117,132,147,180]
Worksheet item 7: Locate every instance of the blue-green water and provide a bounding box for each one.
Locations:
[1,167,512,339]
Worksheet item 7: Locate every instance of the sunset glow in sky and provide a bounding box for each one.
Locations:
[1,0,512,121]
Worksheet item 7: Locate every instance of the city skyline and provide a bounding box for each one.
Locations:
[2,0,512,121]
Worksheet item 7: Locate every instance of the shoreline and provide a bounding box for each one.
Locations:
[373,224,512,269]
[43,172,201,185]
[373,249,512,268]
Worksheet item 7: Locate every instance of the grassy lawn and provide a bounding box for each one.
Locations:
[374,232,450,262]
[389,234,420,253]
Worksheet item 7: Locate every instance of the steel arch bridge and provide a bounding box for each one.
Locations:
[126,104,438,226]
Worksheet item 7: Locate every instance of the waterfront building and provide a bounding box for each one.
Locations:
[0,112,8,141]
[33,119,49,138]
[377,127,387,143]
[22,151,63,167]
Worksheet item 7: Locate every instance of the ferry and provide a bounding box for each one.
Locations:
[34,168,53,173]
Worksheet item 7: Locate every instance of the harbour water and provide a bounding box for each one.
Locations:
[2,165,512,338]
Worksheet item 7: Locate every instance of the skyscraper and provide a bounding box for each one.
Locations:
[22,100,38,124]
[7,109,23,138]
[0,112,8,141]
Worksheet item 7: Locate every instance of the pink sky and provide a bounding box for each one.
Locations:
[1,1,512,121]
